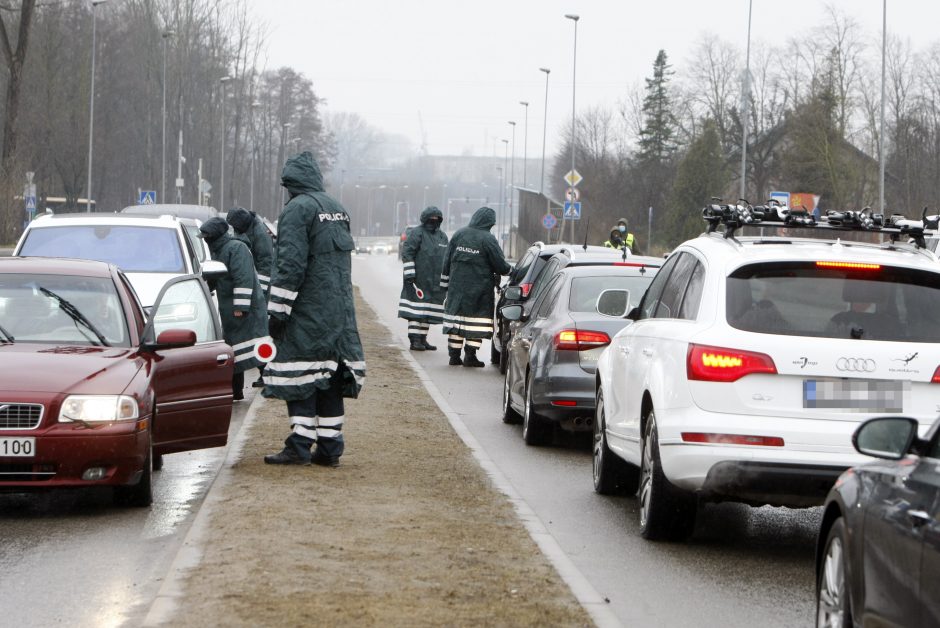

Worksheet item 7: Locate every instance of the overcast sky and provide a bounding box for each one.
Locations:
[252,1,939,163]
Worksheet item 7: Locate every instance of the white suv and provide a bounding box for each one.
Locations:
[14,213,219,308]
[593,205,940,540]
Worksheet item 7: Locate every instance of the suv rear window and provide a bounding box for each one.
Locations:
[20,225,185,273]
[569,275,652,312]
[727,261,940,342]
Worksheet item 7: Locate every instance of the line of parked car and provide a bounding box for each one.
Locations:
[492,220,940,626]
[0,205,249,507]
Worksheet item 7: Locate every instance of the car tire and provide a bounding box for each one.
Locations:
[114,435,154,508]
[816,518,853,628]
[638,410,696,541]
[490,341,499,366]
[593,387,638,495]
[522,370,552,446]
[502,367,522,424]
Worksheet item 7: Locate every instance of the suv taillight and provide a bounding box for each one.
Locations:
[520,282,533,298]
[687,343,777,382]
[555,330,611,351]
[932,366,940,383]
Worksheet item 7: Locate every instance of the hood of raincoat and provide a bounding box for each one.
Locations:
[226,207,255,234]
[467,206,496,231]
[420,206,443,231]
[199,216,229,242]
[609,227,622,239]
[281,151,324,197]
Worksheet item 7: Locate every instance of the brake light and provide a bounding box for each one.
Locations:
[687,344,777,382]
[681,432,784,447]
[815,261,881,271]
[612,262,659,268]
[555,329,611,351]
[551,400,578,407]
[520,282,533,297]
[932,366,940,383]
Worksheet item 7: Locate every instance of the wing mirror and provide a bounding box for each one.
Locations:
[596,289,630,318]
[143,328,197,352]
[503,286,523,301]
[852,416,921,460]
[201,260,228,281]
[500,304,527,322]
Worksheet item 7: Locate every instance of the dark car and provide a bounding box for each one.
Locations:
[500,264,657,445]
[0,257,234,507]
[493,244,660,373]
[815,416,940,627]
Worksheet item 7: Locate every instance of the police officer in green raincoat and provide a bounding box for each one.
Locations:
[226,207,274,295]
[440,206,511,367]
[263,151,365,468]
[398,206,448,351]
[198,217,267,400]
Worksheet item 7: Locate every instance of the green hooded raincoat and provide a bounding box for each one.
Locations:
[263,152,365,400]
[398,206,448,324]
[440,207,510,339]
[227,207,274,293]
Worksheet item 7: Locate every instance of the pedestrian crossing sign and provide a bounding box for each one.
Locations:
[563,201,581,220]
[139,190,156,205]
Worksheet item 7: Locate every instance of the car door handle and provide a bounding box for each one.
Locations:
[908,510,931,527]
[642,348,653,357]
[217,353,231,365]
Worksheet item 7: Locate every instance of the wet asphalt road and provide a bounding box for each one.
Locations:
[0,385,256,628]
[354,253,821,627]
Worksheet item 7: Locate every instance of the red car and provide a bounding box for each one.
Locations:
[0,257,233,506]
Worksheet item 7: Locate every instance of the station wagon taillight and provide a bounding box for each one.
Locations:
[687,344,777,382]
[555,330,611,351]
[520,282,533,298]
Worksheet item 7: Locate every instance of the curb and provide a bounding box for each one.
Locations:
[378,325,622,627]
[141,393,264,627]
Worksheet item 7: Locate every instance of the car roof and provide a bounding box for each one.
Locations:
[0,255,115,278]
[549,247,662,266]
[681,233,940,273]
[560,264,659,277]
[26,212,185,228]
[121,204,219,221]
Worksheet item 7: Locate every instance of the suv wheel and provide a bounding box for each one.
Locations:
[638,410,696,540]
[593,387,638,495]
[816,518,852,628]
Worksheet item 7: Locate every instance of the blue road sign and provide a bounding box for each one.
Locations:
[563,201,582,220]
[25,195,36,211]
[139,190,157,205]
[542,213,557,229]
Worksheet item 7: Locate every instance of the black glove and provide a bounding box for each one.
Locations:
[268,316,287,340]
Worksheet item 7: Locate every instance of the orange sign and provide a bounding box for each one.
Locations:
[790,193,820,211]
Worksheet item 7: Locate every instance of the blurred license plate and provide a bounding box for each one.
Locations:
[0,437,35,457]
[803,379,905,412]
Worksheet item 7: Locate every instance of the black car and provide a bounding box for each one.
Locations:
[494,245,661,373]
[491,242,571,370]
[815,416,940,627]
[500,264,657,445]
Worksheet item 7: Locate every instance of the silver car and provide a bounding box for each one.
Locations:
[500,264,658,445]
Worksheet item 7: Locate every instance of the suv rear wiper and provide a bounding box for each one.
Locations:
[0,322,13,343]
[38,286,111,347]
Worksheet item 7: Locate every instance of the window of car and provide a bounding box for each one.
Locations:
[677,260,705,320]
[20,225,186,273]
[655,253,698,319]
[151,277,220,342]
[0,273,130,346]
[528,258,561,303]
[638,252,681,320]
[183,224,207,264]
[535,275,565,319]
[568,275,653,313]
[726,261,940,341]
[510,250,537,284]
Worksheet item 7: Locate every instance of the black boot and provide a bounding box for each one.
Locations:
[463,347,485,367]
[408,334,426,351]
[420,336,437,351]
[448,347,463,366]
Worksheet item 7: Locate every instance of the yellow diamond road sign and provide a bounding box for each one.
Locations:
[564,169,583,187]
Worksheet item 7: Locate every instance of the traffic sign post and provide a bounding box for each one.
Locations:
[563,169,583,187]
[139,190,157,205]
[24,171,36,227]
[563,201,582,220]
[542,213,557,229]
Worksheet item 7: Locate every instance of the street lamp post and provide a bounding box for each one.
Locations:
[277,122,290,206]
[248,101,260,212]
[440,183,448,229]
[86,0,109,212]
[739,0,753,200]
[219,75,232,211]
[519,101,529,188]
[161,29,174,204]
[565,13,580,244]
[508,121,516,257]
[501,138,509,252]
[879,0,887,212]
[539,68,550,194]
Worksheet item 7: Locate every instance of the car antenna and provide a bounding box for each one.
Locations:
[582,218,590,251]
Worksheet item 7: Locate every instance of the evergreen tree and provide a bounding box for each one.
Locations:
[638,50,677,164]
[665,119,728,244]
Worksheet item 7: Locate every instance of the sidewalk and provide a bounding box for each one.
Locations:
[148,292,592,627]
